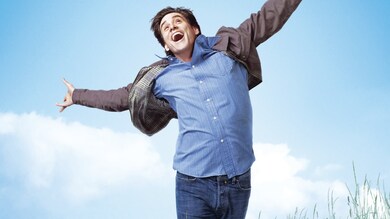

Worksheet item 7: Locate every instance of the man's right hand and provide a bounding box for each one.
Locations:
[56,78,75,112]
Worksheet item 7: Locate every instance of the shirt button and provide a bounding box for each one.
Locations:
[199,80,203,84]
[213,116,217,120]
[220,139,224,143]
[192,65,195,68]
[206,98,211,102]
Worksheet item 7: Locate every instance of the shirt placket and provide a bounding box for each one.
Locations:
[191,62,237,177]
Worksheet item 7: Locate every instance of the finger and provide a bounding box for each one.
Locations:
[56,101,70,107]
[55,103,66,112]
[56,102,64,107]
[62,78,73,89]
[62,78,75,93]
[62,77,69,85]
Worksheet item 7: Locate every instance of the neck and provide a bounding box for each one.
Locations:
[174,49,193,62]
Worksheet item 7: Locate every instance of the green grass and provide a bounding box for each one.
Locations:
[261,164,390,219]
[345,165,390,219]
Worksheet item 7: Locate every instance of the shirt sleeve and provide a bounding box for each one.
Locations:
[72,83,132,112]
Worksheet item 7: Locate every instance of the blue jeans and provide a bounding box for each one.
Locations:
[175,169,251,219]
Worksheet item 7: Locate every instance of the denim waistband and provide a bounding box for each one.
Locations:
[177,169,250,184]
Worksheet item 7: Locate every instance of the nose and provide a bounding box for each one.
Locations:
[169,23,178,32]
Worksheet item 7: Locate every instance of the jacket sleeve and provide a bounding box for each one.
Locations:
[216,0,302,50]
[214,0,302,89]
[72,83,132,112]
[242,0,302,46]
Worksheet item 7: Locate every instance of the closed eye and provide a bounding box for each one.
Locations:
[161,24,169,32]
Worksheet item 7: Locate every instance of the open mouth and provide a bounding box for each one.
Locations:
[172,32,184,42]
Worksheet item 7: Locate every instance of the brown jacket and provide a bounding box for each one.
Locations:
[73,0,302,135]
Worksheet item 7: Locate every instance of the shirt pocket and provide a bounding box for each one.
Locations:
[207,53,234,76]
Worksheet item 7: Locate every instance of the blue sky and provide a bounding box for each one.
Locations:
[0,0,389,218]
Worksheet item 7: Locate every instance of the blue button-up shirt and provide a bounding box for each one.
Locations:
[153,35,255,178]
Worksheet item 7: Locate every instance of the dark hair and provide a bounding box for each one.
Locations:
[150,7,201,55]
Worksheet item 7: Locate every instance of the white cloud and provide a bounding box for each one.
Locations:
[0,112,171,205]
[1,112,359,218]
[247,143,349,219]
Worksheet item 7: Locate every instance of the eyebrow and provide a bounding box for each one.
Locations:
[160,15,183,29]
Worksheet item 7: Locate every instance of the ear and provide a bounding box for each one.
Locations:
[194,27,200,35]
[164,44,170,52]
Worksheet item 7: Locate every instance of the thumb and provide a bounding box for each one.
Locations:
[62,78,75,92]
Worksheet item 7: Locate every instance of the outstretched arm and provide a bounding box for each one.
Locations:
[214,0,302,89]
[244,0,302,45]
[56,78,132,112]
[215,0,302,49]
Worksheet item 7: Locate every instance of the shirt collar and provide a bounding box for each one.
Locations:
[161,35,220,64]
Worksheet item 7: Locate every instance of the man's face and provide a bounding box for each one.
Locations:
[160,12,199,62]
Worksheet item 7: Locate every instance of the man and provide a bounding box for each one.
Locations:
[57,0,302,218]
